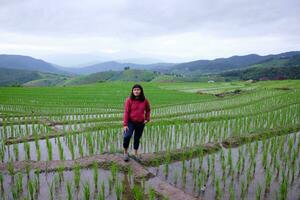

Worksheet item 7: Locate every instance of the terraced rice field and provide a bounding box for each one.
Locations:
[0,80,300,200]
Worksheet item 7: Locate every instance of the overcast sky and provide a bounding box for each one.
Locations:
[0,0,299,66]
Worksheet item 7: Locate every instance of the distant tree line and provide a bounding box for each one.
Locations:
[221,66,300,81]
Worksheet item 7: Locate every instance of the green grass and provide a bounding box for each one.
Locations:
[0,79,300,199]
[0,81,216,112]
[0,80,299,116]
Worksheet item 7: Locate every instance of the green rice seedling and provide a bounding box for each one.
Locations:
[0,171,3,192]
[220,150,226,175]
[13,144,19,161]
[173,169,178,186]
[181,163,187,187]
[197,153,203,170]
[264,168,272,193]
[97,192,105,200]
[74,164,81,189]
[148,187,156,200]
[246,167,252,189]
[99,140,104,154]
[24,142,30,160]
[211,154,216,181]
[66,181,72,200]
[229,181,235,200]
[297,135,300,155]
[34,131,39,149]
[127,166,133,181]
[237,148,242,175]
[262,146,268,170]
[86,133,94,155]
[227,148,233,173]
[197,172,203,194]
[110,140,116,153]
[279,176,288,200]
[251,159,256,179]
[57,138,65,160]
[83,181,90,200]
[279,139,285,160]
[25,163,31,179]
[287,136,293,155]
[206,153,210,174]
[114,181,123,200]
[34,177,40,199]
[291,148,297,167]
[46,137,53,161]
[36,143,41,161]
[69,142,75,160]
[34,168,40,187]
[188,148,194,160]
[211,165,216,185]
[0,144,4,162]
[108,176,113,193]
[132,184,143,200]
[255,184,262,200]
[7,160,15,180]
[270,143,276,167]
[291,158,296,184]
[241,154,245,173]
[27,178,35,200]
[79,140,84,157]
[254,140,259,155]
[98,181,105,200]
[275,160,281,180]
[93,162,98,189]
[283,154,289,173]
[240,179,246,200]
[141,177,146,191]
[286,168,291,184]
[58,164,64,183]
[110,163,118,181]
[202,169,209,189]
[11,184,19,200]
[247,144,255,161]
[215,176,221,200]
[16,172,23,194]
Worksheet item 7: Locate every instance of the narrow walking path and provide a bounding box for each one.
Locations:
[0,153,201,199]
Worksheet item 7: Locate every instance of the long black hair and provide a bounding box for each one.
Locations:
[130,84,145,101]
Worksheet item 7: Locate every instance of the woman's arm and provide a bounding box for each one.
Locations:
[123,98,131,126]
[145,99,151,122]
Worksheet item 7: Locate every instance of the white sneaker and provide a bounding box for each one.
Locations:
[124,154,129,162]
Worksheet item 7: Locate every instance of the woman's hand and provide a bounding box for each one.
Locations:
[123,126,129,132]
[144,120,148,124]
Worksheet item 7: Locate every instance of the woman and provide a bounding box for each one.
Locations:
[123,84,151,162]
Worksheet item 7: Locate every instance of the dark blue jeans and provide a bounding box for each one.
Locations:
[123,120,145,150]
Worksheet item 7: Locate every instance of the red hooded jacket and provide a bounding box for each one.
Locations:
[123,97,151,126]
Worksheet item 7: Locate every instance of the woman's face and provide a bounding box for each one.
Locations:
[133,88,141,96]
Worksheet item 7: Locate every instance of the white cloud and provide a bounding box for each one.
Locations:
[0,0,299,65]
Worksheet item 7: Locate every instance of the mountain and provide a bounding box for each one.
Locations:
[2,51,300,76]
[1,51,300,86]
[170,51,300,74]
[0,68,41,86]
[0,68,71,86]
[64,69,159,85]
[245,53,300,69]
[220,54,300,81]
[60,61,176,75]
[221,65,300,81]
[0,54,71,75]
